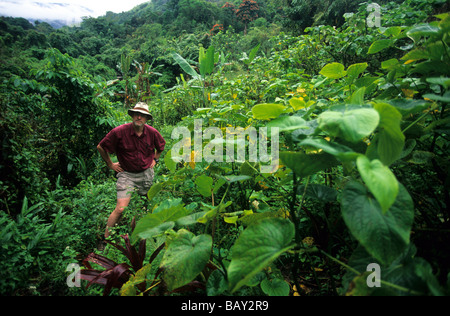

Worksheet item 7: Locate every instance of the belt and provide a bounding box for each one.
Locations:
[125,169,147,174]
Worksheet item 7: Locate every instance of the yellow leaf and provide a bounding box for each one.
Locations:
[403,59,416,65]
[279,209,290,219]
[289,97,306,111]
[189,150,198,169]
[314,267,323,272]
[402,89,417,99]
[302,237,315,246]
[232,93,238,99]
[224,216,239,225]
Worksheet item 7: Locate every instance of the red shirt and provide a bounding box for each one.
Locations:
[99,123,166,172]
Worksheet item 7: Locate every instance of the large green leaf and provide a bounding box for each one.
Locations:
[195,174,214,198]
[280,151,339,178]
[299,138,360,162]
[227,218,295,293]
[252,103,287,120]
[371,102,405,166]
[131,201,189,242]
[368,39,395,54]
[171,52,200,79]
[320,62,347,79]
[356,156,399,214]
[147,182,165,201]
[164,149,177,173]
[387,99,429,116]
[341,181,414,265]
[247,43,261,65]
[318,108,380,143]
[160,230,212,291]
[347,62,368,81]
[199,45,215,78]
[266,116,309,133]
[260,278,290,296]
[407,24,441,42]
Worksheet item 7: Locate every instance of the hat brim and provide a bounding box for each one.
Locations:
[128,109,153,120]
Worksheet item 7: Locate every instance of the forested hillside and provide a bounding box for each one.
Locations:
[1,0,449,296]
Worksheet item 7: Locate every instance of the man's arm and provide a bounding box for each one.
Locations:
[155,150,163,160]
[150,150,163,169]
[97,144,123,173]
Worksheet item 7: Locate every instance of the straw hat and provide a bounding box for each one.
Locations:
[128,102,153,120]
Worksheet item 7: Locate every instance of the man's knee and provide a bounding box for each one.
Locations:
[115,198,131,214]
[114,206,126,215]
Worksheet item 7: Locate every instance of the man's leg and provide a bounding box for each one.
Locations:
[105,197,131,238]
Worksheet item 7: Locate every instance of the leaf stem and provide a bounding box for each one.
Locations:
[320,250,424,296]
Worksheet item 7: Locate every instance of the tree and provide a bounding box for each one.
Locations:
[34,49,111,184]
[236,0,260,35]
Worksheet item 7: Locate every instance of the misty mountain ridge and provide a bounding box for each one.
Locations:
[0,1,98,28]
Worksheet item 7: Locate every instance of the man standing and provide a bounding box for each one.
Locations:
[97,102,166,240]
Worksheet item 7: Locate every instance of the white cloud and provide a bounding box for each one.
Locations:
[0,0,151,24]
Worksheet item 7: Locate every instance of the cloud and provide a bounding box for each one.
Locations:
[0,0,150,24]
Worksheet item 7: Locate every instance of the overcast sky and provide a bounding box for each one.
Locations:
[0,0,151,24]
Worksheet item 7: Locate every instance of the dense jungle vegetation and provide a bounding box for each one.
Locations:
[1,0,449,296]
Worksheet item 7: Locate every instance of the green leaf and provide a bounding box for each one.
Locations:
[289,97,307,111]
[147,182,165,201]
[131,201,189,242]
[160,230,212,291]
[341,181,414,265]
[298,138,359,162]
[247,43,261,65]
[222,175,252,183]
[175,211,208,226]
[318,108,380,143]
[319,62,347,79]
[171,52,200,79]
[407,151,435,164]
[297,183,338,202]
[388,99,429,116]
[356,156,399,214]
[383,26,403,38]
[371,102,405,166]
[164,150,177,173]
[199,45,215,77]
[349,87,366,105]
[195,175,213,197]
[347,63,368,80]
[266,116,309,133]
[422,92,450,103]
[280,151,339,178]
[252,103,287,120]
[197,201,232,224]
[407,24,441,42]
[260,278,290,296]
[227,218,295,293]
[368,39,394,54]
[206,269,228,296]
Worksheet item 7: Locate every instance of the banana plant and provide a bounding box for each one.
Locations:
[171,45,219,106]
[240,43,261,70]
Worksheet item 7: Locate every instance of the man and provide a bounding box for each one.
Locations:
[97,102,166,240]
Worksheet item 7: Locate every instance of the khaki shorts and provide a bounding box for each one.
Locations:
[116,168,155,199]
